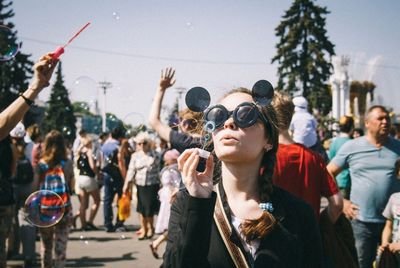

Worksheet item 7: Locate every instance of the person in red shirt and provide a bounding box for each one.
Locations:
[272,92,343,223]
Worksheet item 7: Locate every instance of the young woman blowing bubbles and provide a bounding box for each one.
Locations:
[162,87,324,268]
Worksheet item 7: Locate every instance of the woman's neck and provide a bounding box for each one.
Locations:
[221,161,260,201]
[279,130,295,145]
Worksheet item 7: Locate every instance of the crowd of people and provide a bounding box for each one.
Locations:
[1,54,400,268]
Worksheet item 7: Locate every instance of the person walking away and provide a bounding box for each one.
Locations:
[74,136,100,230]
[33,130,74,268]
[101,127,125,232]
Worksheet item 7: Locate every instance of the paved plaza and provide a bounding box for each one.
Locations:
[8,195,164,268]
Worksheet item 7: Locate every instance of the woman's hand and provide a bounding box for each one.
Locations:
[159,67,175,91]
[178,148,214,198]
[29,53,58,91]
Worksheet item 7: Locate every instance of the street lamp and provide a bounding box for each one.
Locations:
[99,80,112,132]
[175,87,187,111]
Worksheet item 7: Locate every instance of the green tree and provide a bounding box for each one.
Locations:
[272,0,335,115]
[0,0,34,114]
[42,63,76,142]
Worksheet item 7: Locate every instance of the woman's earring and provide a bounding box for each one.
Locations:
[264,144,273,152]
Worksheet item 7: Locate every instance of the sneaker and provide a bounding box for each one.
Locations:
[86,222,99,230]
[115,225,128,232]
[103,225,115,233]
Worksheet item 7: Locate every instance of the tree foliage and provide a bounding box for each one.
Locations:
[0,0,33,116]
[42,63,76,143]
[272,0,335,115]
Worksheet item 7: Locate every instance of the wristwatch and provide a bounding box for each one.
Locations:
[19,92,34,106]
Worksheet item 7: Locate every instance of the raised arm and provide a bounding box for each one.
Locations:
[0,53,58,140]
[148,67,176,142]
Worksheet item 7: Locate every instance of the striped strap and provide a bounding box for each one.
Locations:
[213,184,249,268]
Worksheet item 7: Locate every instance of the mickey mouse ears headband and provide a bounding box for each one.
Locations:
[185,80,274,112]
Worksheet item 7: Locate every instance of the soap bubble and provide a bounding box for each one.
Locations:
[112,12,120,20]
[24,190,65,228]
[122,112,145,131]
[186,22,194,31]
[204,121,216,133]
[62,126,72,136]
[71,76,98,105]
[0,25,20,61]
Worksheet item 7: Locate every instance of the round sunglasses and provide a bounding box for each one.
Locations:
[204,102,269,130]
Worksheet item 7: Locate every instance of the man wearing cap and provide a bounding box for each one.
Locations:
[290,96,328,162]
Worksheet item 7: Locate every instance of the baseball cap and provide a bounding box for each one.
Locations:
[9,122,26,138]
[292,96,308,109]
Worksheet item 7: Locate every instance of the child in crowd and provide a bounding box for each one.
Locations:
[378,192,400,263]
[150,149,181,259]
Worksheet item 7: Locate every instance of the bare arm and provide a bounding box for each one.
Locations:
[326,162,343,178]
[327,162,359,220]
[378,220,393,255]
[148,67,176,142]
[118,150,127,179]
[86,149,98,174]
[326,192,343,223]
[0,53,58,140]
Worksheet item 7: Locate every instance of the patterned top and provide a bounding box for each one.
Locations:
[125,150,161,186]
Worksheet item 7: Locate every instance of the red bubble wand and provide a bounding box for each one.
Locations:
[52,22,91,59]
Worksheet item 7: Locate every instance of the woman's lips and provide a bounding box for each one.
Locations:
[220,135,238,144]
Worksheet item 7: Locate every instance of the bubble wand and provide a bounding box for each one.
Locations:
[52,22,91,59]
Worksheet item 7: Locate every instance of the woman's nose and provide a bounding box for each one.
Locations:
[223,117,237,130]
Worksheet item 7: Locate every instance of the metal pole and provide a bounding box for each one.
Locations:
[175,87,187,111]
[99,80,112,132]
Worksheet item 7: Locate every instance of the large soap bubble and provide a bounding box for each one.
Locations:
[24,190,66,228]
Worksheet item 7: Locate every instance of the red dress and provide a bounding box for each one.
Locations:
[273,143,338,219]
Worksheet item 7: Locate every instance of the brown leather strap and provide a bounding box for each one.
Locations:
[214,184,249,268]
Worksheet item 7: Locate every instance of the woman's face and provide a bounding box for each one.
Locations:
[212,92,269,164]
[136,140,149,152]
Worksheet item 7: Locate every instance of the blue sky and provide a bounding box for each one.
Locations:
[11,0,400,126]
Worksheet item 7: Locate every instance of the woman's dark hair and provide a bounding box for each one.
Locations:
[212,88,279,242]
[41,130,67,167]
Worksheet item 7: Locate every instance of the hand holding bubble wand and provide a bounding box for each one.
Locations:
[52,22,91,59]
